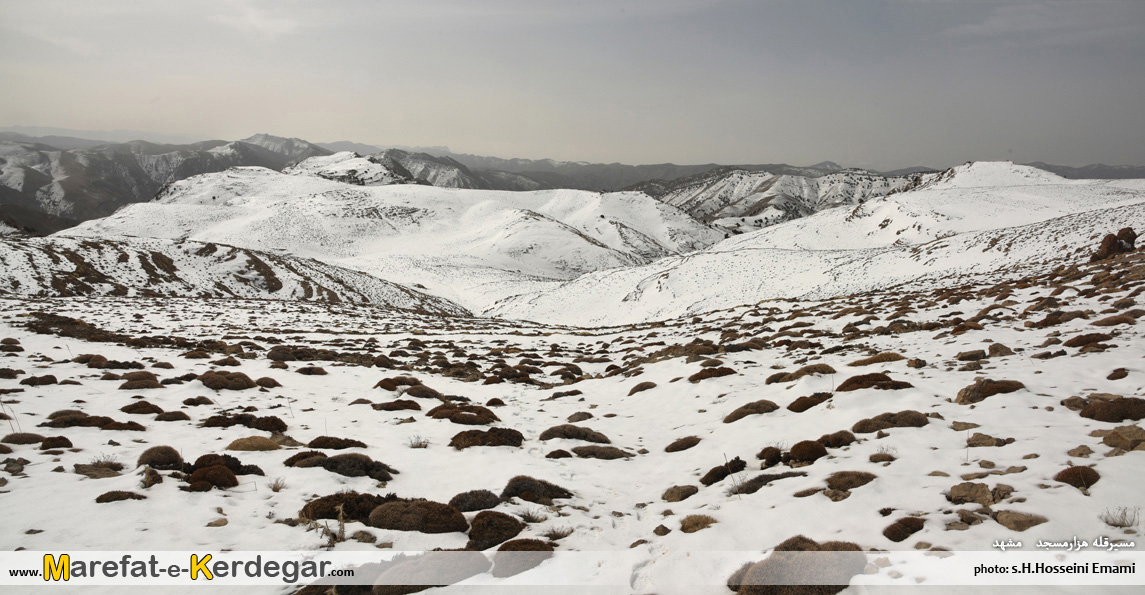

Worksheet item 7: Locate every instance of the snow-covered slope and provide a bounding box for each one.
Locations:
[62,166,723,310]
[284,152,420,186]
[0,235,467,314]
[634,167,921,234]
[489,163,1145,325]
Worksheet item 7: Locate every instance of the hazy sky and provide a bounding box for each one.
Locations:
[1,0,1143,169]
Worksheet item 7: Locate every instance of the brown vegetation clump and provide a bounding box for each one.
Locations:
[448,489,501,512]
[189,465,239,489]
[757,446,783,468]
[665,436,701,453]
[787,440,828,465]
[199,371,256,390]
[295,366,328,376]
[825,471,876,491]
[308,436,367,450]
[817,431,856,449]
[183,396,213,406]
[663,485,699,502]
[724,400,780,423]
[1063,333,1112,348]
[501,475,573,504]
[226,436,281,451]
[787,392,832,413]
[255,377,282,388]
[95,491,147,503]
[538,424,611,443]
[1,432,45,445]
[733,535,865,595]
[1080,397,1145,423]
[491,539,555,578]
[852,410,929,434]
[120,401,163,414]
[374,376,422,391]
[572,445,633,460]
[955,378,1025,404]
[426,403,500,425]
[680,514,718,533]
[700,456,747,486]
[1055,466,1100,489]
[466,510,526,550]
[883,517,925,542]
[836,372,913,392]
[136,445,183,470]
[300,491,402,523]
[155,411,190,422]
[628,381,657,395]
[545,449,572,459]
[20,375,58,386]
[848,352,906,367]
[318,453,397,481]
[449,427,524,449]
[372,399,421,411]
[404,384,443,399]
[367,500,469,533]
[101,421,146,432]
[39,436,73,450]
[688,367,736,383]
[283,451,327,467]
[1091,314,1136,327]
[765,364,836,384]
[730,471,807,496]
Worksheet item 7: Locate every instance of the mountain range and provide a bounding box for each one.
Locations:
[2,130,1142,238]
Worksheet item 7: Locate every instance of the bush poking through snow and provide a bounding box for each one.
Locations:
[300,491,402,523]
[226,436,281,451]
[883,517,925,542]
[723,400,779,423]
[787,392,832,413]
[307,436,366,449]
[449,427,523,449]
[1054,466,1100,490]
[700,456,746,486]
[538,424,610,443]
[136,446,183,470]
[466,510,526,550]
[492,539,554,578]
[198,371,256,391]
[836,373,913,392]
[367,500,468,534]
[665,436,701,453]
[787,440,828,465]
[448,489,501,513]
[500,475,573,504]
[1099,507,1140,529]
[825,471,876,491]
[848,352,906,367]
[733,535,865,595]
[680,515,717,533]
[851,410,928,434]
[2,433,45,445]
[95,491,147,503]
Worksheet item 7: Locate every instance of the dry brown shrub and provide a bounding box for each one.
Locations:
[665,436,701,453]
[723,400,779,423]
[847,352,906,367]
[680,514,717,533]
[1055,466,1100,489]
[538,424,610,443]
[367,500,468,533]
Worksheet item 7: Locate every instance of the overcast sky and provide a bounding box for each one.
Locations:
[1,0,1143,169]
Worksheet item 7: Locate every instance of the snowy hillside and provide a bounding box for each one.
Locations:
[63,167,723,310]
[634,167,921,234]
[239,133,330,162]
[284,152,420,186]
[0,235,466,314]
[489,163,1145,325]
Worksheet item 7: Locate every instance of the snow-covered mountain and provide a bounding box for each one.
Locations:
[284,152,422,186]
[0,235,466,314]
[0,135,329,233]
[488,162,1145,325]
[238,133,330,163]
[628,166,923,234]
[62,166,723,310]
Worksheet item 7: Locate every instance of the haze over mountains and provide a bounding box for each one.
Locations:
[2,129,1143,235]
